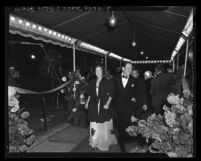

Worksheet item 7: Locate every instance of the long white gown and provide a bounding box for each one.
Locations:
[89,119,117,151]
[88,85,117,151]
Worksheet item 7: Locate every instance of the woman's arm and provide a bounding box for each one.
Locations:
[86,96,91,104]
[85,96,91,109]
[106,96,112,106]
[182,76,191,98]
[104,80,115,109]
[103,96,112,109]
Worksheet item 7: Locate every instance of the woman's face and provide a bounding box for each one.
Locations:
[95,67,103,78]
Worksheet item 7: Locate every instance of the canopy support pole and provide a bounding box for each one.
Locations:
[73,43,76,71]
[120,60,122,68]
[105,54,108,73]
[42,97,48,131]
[184,38,189,77]
[177,53,180,70]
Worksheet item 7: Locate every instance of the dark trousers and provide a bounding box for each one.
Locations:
[114,111,132,152]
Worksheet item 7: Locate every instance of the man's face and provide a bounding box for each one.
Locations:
[132,70,139,78]
[13,71,20,78]
[122,63,133,76]
[167,68,173,73]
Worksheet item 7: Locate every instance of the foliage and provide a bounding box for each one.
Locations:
[63,70,88,124]
[8,87,35,152]
[126,93,193,158]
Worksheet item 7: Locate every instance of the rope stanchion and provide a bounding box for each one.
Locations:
[42,97,48,131]
[9,80,71,132]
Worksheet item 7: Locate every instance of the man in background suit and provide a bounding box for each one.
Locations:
[131,69,148,119]
[113,62,139,152]
[150,64,175,115]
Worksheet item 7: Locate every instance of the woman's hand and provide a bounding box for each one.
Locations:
[85,103,89,109]
[183,89,191,98]
[85,96,90,110]
[103,103,109,109]
[142,105,148,111]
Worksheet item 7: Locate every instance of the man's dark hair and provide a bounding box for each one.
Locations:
[122,61,133,68]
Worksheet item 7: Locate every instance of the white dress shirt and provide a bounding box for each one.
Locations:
[121,73,129,88]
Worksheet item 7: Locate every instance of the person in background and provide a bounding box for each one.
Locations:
[131,68,150,152]
[144,70,154,112]
[86,67,96,82]
[8,66,21,99]
[85,65,117,151]
[67,93,88,128]
[115,67,122,76]
[150,64,175,115]
[105,70,113,80]
[131,69,148,119]
[8,66,20,86]
[171,65,191,98]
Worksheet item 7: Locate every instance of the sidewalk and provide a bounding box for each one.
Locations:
[27,122,144,153]
[28,124,89,152]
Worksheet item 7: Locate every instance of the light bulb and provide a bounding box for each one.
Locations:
[32,24,36,29]
[132,41,136,47]
[25,22,30,27]
[18,19,23,24]
[109,14,117,27]
[38,26,42,31]
[10,16,15,22]
[31,55,35,59]
[62,77,67,82]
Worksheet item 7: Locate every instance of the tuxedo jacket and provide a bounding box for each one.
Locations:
[113,74,138,114]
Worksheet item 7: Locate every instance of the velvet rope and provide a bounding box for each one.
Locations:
[11,80,72,95]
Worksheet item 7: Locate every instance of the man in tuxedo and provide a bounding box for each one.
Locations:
[150,64,175,115]
[113,62,139,152]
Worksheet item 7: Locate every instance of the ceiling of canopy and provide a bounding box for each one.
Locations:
[9,6,194,61]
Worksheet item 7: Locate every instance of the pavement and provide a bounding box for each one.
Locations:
[27,123,148,153]
[28,124,89,152]
[19,98,149,153]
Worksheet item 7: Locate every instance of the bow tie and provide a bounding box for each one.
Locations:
[122,75,128,79]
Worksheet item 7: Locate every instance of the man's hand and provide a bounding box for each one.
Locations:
[142,105,148,111]
[72,108,77,112]
[131,97,136,102]
[131,115,138,122]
